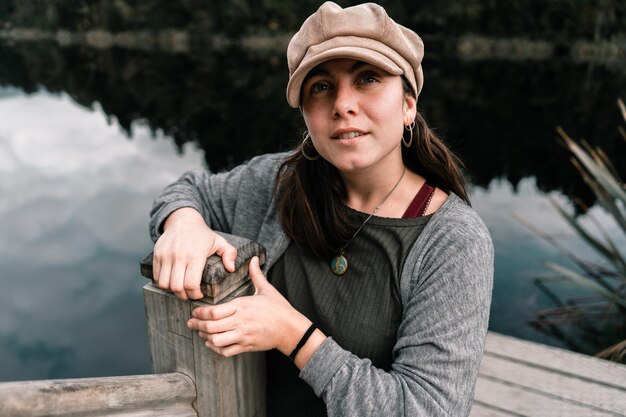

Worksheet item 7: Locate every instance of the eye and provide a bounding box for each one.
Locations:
[358,72,379,84]
[310,81,332,94]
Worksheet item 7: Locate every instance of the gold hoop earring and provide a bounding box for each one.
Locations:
[301,132,319,161]
[403,120,415,147]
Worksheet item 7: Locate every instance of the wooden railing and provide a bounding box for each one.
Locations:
[0,233,267,417]
[0,373,196,417]
[2,232,625,416]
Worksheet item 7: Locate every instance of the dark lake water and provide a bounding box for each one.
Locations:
[1,36,625,380]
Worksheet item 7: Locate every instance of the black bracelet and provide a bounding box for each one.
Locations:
[289,323,317,362]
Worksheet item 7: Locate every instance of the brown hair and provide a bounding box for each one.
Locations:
[274,76,469,259]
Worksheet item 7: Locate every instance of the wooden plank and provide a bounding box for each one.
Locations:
[478,353,626,414]
[191,332,238,417]
[484,332,626,390]
[190,299,266,417]
[0,373,197,417]
[469,401,523,417]
[99,408,196,417]
[234,345,266,417]
[473,376,618,417]
[144,284,195,378]
[145,283,266,417]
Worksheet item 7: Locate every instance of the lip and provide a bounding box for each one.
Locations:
[331,128,367,140]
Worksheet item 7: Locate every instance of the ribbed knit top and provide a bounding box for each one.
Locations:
[266,212,431,417]
[151,153,493,417]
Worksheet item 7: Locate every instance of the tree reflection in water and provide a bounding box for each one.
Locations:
[1,39,624,203]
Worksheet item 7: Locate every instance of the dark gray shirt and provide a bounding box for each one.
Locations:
[267,214,430,416]
[150,152,494,417]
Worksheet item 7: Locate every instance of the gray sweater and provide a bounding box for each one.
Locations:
[150,152,494,417]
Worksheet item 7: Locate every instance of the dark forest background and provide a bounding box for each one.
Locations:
[1,0,625,201]
[2,0,624,39]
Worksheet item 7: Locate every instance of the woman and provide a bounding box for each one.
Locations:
[149,2,493,416]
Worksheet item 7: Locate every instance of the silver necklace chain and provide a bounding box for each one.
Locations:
[339,166,406,255]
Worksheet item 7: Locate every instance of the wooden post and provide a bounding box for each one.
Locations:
[140,233,267,417]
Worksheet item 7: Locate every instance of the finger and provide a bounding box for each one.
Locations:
[152,254,161,286]
[207,331,240,348]
[188,316,236,334]
[202,339,242,357]
[192,303,237,321]
[204,339,217,352]
[213,235,238,272]
[210,343,243,358]
[169,262,189,301]
[247,256,268,294]
[184,261,204,300]
[219,344,244,357]
[204,339,226,356]
[156,260,171,291]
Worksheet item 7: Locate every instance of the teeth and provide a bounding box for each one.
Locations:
[337,131,362,139]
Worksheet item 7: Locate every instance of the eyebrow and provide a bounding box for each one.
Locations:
[303,61,370,82]
[348,61,369,73]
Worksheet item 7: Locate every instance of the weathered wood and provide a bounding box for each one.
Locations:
[140,232,266,304]
[144,284,196,378]
[479,354,626,414]
[144,284,266,417]
[143,232,267,417]
[484,332,626,390]
[0,373,196,417]
[473,376,617,417]
[189,293,265,417]
[469,402,522,417]
[471,332,626,417]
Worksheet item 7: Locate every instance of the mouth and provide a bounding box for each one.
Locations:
[331,130,367,140]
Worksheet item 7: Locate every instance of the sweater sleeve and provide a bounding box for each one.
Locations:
[149,153,286,243]
[300,200,494,416]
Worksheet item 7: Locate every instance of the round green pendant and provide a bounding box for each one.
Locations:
[330,254,348,276]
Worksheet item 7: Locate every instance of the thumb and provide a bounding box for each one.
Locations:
[248,256,268,294]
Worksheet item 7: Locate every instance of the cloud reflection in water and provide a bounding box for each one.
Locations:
[0,90,204,381]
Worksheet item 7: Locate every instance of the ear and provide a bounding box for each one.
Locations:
[402,94,417,126]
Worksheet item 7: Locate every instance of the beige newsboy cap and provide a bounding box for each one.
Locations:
[286,1,424,108]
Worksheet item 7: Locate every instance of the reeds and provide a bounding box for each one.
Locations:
[527,98,626,363]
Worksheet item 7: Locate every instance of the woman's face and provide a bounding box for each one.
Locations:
[301,58,416,174]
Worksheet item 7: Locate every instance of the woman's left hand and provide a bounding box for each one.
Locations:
[187,256,310,357]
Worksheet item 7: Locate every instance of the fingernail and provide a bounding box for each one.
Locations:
[187,319,193,327]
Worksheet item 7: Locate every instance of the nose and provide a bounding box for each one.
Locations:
[332,83,358,118]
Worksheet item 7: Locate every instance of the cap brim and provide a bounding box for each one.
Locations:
[286,46,404,108]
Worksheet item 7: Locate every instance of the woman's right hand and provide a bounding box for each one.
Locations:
[152,207,238,300]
